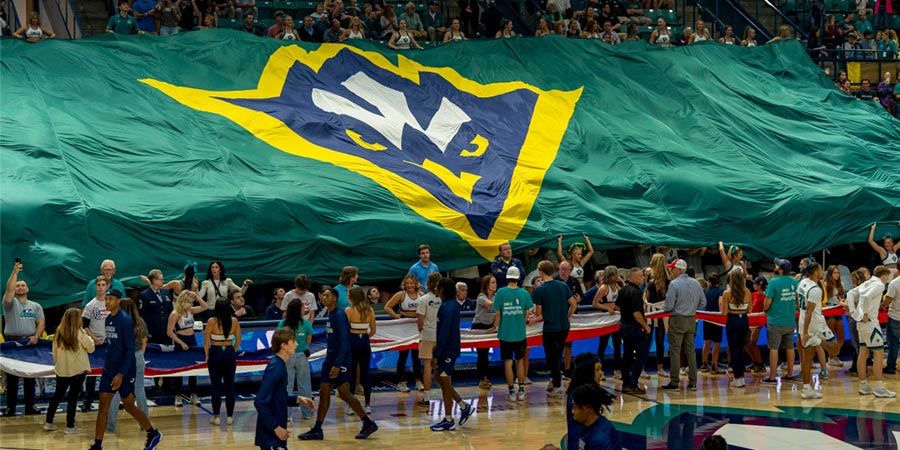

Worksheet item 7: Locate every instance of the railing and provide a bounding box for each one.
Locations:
[46,0,85,38]
[811,49,900,82]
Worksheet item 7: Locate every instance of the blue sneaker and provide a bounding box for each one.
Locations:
[143,429,162,450]
[430,418,456,431]
[458,403,472,426]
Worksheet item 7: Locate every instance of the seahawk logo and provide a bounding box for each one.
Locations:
[141,45,582,259]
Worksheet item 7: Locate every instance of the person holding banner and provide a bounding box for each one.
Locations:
[762,258,798,384]
[868,223,899,278]
[721,270,752,388]
[854,266,895,398]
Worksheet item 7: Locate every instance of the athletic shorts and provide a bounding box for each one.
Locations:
[703,322,723,343]
[419,340,436,360]
[436,355,456,377]
[500,339,527,361]
[319,361,351,386]
[858,321,885,349]
[802,327,836,348]
[99,370,135,399]
[767,325,795,350]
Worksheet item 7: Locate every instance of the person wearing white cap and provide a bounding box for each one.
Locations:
[493,266,534,402]
[661,258,705,391]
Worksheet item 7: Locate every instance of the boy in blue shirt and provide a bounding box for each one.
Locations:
[254,327,315,450]
[90,290,161,450]
[571,383,620,450]
[430,278,474,431]
[299,286,378,440]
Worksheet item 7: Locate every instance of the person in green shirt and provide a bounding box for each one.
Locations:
[106,0,143,34]
[278,299,315,419]
[493,266,534,402]
[761,258,799,384]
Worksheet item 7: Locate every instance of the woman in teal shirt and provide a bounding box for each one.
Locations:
[279,300,315,420]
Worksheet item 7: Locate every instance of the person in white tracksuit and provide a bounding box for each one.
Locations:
[853,265,895,398]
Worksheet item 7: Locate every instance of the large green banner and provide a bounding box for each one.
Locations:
[2,32,898,307]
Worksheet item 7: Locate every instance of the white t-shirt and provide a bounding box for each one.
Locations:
[854,277,886,322]
[415,292,441,342]
[887,276,900,321]
[82,297,110,341]
[798,278,826,334]
[282,290,317,316]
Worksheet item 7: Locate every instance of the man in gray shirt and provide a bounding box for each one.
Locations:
[3,262,45,416]
[661,258,705,391]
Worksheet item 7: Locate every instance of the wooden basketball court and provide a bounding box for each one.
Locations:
[1,362,897,450]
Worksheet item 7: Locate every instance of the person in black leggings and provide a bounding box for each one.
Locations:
[472,275,497,390]
[347,287,376,413]
[204,297,241,425]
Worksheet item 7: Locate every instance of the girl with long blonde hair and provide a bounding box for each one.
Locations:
[384,273,423,392]
[44,308,95,433]
[593,266,622,379]
[167,290,208,406]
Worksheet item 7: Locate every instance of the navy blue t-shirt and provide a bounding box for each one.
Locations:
[705,286,724,312]
[103,310,135,378]
[254,355,300,447]
[324,307,351,368]
[435,299,462,361]
[578,415,620,450]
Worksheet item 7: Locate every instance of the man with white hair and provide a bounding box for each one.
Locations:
[661,258,705,391]
[82,260,126,307]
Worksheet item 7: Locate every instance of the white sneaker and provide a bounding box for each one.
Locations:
[640,371,650,379]
[873,387,897,398]
[801,387,823,399]
[416,381,425,391]
[548,387,564,398]
[397,383,411,393]
[613,370,622,380]
[226,416,233,425]
[210,416,221,425]
[365,406,372,415]
[190,394,201,405]
[42,423,57,431]
[523,377,533,385]
[680,367,689,376]
[859,383,874,395]
[64,426,83,435]
[174,395,183,407]
[658,369,670,378]
[506,392,517,402]
[355,385,365,396]
[729,379,742,388]
[517,390,527,401]
[827,357,843,367]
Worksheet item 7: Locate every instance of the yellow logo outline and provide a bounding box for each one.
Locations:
[140,44,582,260]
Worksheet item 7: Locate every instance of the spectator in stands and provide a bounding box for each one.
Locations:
[841,78,853,93]
[323,18,343,42]
[766,24,793,43]
[13,12,55,41]
[346,0,361,17]
[132,0,158,32]
[854,78,877,100]
[422,1,444,41]
[855,12,873,37]
[876,30,898,59]
[577,5,597,30]
[3,261,44,416]
[674,26,691,45]
[234,0,256,23]
[341,15,365,39]
[266,288,285,320]
[230,289,256,319]
[564,19,580,38]
[822,15,842,48]
[443,17,467,42]
[624,22,640,40]
[176,0,198,30]
[719,24,738,45]
[583,20,601,39]
[398,2,425,39]
[535,17,552,36]
[741,26,757,46]
[858,29,876,58]
[840,27,863,59]
[541,1,564,29]
[331,0,353,27]
[155,0,181,35]
[266,9,283,36]
[311,2,326,23]
[201,14,217,28]
[362,4,380,38]
[649,17,672,46]
[276,15,299,39]
[299,15,322,41]
[806,26,829,58]
[839,11,856,36]
[554,21,565,35]
[877,71,896,115]
[380,5,398,38]
[241,12,262,34]
[690,20,710,43]
[0,0,9,36]
[82,260,127,308]
[213,0,234,19]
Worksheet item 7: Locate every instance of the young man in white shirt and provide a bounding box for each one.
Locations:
[416,272,443,403]
[798,263,840,399]
[883,273,900,376]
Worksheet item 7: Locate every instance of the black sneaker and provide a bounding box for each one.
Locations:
[89,443,102,450]
[661,382,680,391]
[299,428,324,440]
[355,420,378,439]
[1,409,16,417]
[761,378,778,385]
[781,376,795,382]
[80,402,93,413]
[688,384,697,391]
